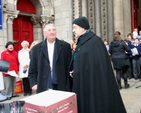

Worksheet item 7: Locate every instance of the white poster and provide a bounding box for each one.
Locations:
[131,47,138,55]
[7,70,19,78]
[0,72,4,90]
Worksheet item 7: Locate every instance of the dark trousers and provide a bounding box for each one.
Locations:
[139,57,141,78]
[116,68,128,87]
[126,58,133,78]
[132,59,140,78]
[53,84,58,90]
[22,78,32,94]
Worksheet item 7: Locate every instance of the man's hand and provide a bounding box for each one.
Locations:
[69,70,74,78]
[32,84,37,91]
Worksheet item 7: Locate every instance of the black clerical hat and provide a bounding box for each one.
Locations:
[72,16,90,30]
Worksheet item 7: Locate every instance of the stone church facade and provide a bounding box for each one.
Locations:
[0,0,133,52]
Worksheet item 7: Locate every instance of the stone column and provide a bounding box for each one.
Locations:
[30,16,43,41]
[107,0,114,42]
[81,0,87,17]
[94,0,101,37]
[3,10,19,41]
[113,0,131,39]
[69,0,73,40]
[113,0,124,37]
[6,14,15,41]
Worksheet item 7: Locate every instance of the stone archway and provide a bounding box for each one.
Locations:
[29,0,55,27]
[13,0,55,26]
[28,0,55,41]
[3,0,55,41]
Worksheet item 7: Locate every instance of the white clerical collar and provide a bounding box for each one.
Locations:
[47,40,55,70]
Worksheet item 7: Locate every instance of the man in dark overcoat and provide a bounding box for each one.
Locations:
[69,17,127,113]
[28,23,72,93]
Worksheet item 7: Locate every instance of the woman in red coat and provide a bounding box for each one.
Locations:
[1,41,19,100]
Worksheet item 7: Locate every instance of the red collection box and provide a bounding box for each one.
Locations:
[21,90,78,113]
[14,80,23,94]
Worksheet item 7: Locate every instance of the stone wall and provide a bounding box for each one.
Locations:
[54,0,73,42]
[113,0,131,40]
[0,0,133,53]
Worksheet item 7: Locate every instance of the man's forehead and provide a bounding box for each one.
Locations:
[73,24,81,28]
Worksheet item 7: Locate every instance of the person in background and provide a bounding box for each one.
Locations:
[70,16,126,113]
[137,37,141,80]
[18,40,32,96]
[131,38,140,80]
[29,40,40,59]
[133,28,138,39]
[1,41,19,100]
[138,30,141,43]
[103,38,110,55]
[109,31,130,90]
[127,33,133,46]
[28,23,72,93]
[126,33,134,79]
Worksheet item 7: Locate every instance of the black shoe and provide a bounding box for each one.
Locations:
[7,97,12,100]
[24,93,28,96]
[128,76,132,79]
[12,94,19,98]
[125,84,130,89]
[118,86,122,90]
[135,77,138,80]
[28,92,32,96]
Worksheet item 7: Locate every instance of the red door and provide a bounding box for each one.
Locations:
[13,16,33,51]
[131,0,139,31]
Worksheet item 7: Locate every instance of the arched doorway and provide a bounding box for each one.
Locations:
[13,0,36,51]
[131,0,141,31]
[13,16,34,51]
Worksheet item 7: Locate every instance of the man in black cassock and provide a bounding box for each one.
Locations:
[69,16,126,113]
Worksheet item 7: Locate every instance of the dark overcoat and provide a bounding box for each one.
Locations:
[28,38,72,93]
[72,31,126,113]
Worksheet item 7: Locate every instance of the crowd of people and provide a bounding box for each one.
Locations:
[0,40,39,100]
[1,16,140,113]
[103,28,141,90]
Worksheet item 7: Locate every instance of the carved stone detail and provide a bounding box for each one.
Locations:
[72,0,82,19]
[4,11,19,23]
[30,16,41,25]
[40,15,55,27]
[48,0,55,18]
[6,14,16,23]
[101,0,107,39]
[87,0,95,32]
[3,1,19,23]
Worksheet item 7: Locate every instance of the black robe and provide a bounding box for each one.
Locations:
[72,31,126,113]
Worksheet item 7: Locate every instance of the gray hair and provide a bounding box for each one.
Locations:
[43,23,55,32]
[21,40,29,47]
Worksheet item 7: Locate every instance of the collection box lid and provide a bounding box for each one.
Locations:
[21,90,78,113]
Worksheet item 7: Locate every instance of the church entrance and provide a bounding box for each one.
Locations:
[131,0,141,31]
[13,0,36,51]
[13,16,34,51]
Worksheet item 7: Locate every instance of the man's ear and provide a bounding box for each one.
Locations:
[43,32,46,36]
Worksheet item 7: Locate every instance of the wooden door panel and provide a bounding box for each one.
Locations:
[131,0,138,31]
[13,16,33,51]
[21,18,31,29]
[22,31,30,41]
[13,30,20,52]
